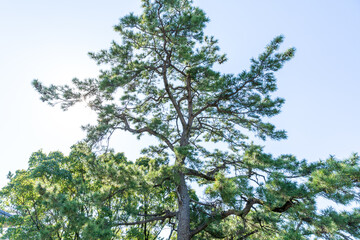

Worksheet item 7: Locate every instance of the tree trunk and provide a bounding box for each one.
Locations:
[177,172,191,240]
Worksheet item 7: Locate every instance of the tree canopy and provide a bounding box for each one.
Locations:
[0,144,175,239]
[1,0,359,239]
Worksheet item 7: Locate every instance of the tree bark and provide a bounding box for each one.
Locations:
[177,171,191,240]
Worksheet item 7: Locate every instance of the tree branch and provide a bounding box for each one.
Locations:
[192,53,271,120]
[239,230,259,239]
[116,211,177,226]
[120,113,175,151]
[271,199,295,213]
[190,198,263,237]
[184,167,215,181]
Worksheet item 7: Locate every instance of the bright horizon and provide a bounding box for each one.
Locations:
[0,0,359,190]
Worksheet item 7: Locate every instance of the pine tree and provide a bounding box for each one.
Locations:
[28,0,359,239]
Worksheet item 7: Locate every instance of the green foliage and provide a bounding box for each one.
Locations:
[3,0,357,239]
[0,144,175,239]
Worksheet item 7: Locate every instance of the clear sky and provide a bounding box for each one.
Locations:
[0,0,359,188]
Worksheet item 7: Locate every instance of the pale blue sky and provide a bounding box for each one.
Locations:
[0,0,359,188]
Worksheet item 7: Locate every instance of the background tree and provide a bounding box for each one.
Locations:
[0,144,174,239]
[25,0,360,239]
